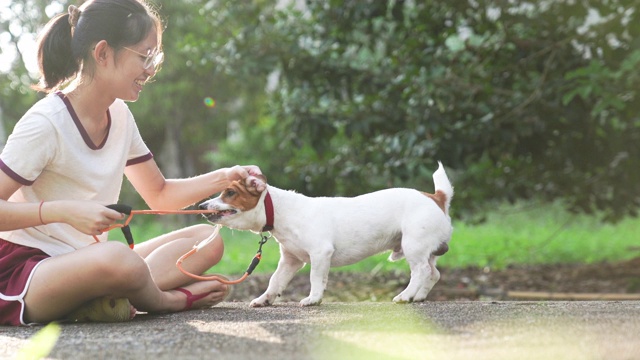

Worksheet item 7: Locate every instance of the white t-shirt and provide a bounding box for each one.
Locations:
[0,92,152,256]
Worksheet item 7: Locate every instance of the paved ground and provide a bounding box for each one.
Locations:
[1,301,639,360]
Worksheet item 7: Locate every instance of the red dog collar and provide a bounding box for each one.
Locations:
[262,192,274,232]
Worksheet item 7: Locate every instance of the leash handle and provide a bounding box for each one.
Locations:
[106,204,132,215]
[105,204,135,249]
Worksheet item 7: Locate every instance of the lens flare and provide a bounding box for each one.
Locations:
[203,97,216,108]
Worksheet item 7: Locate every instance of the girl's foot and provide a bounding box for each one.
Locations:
[171,279,229,311]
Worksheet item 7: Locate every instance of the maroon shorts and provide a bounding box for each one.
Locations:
[0,239,49,326]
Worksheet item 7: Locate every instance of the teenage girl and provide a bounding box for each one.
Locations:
[0,0,259,326]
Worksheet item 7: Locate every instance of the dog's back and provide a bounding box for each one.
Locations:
[273,163,453,266]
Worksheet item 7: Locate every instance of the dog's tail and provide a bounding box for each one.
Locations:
[433,161,454,214]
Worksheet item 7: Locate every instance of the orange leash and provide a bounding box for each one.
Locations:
[93,205,221,248]
[176,249,252,285]
[175,227,270,285]
[95,204,270,285]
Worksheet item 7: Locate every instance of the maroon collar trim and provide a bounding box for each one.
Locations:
[56,91,111,150]
[262,192,274,232]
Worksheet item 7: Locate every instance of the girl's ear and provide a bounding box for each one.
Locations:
[93,40,111,66]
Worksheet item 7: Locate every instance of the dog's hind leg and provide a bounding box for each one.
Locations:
[411,255,440,301]
[393,263,433,303]
[392,239,440,303]
[250,249,305,307]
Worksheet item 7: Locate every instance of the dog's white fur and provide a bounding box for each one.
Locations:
[200,162,453,307]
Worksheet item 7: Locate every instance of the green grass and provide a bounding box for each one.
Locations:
[109,201,640,275]
[441,201,640,269]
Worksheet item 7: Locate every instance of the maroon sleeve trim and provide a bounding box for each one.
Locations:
[0,159,34,185]
[126,152,154,166]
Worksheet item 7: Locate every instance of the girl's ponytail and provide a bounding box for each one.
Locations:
[33,11,80,92]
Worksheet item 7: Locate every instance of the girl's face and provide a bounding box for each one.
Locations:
[110,29,161,102]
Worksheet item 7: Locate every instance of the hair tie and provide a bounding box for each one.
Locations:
[68,5,81,27]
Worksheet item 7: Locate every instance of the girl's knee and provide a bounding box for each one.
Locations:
[93,242,148,289]
[193,224,224,265]
[186,224,224,258]
[203,233,225,266]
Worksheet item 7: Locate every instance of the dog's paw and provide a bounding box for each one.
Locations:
[249,295,272,307]
[299,296,322,307]
[249,301,270,308]
[392,294,413,303]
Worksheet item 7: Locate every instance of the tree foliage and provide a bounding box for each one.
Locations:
[202,0,640,222]
[0,0,53,127]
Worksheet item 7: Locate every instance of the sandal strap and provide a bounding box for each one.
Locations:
[175,287,211,310]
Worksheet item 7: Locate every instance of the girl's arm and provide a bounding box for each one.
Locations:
[124,158,262,210]
[0,172,123,234]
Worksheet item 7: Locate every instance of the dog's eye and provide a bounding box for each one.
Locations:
[224,190,236,198]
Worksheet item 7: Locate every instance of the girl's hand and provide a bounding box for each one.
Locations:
[225,165,263,183]
[47,201,125,235]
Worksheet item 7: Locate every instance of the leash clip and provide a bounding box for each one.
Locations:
[244,232,271,275]
[257,233,270,254]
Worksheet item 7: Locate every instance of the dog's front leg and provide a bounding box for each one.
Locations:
[250,249,305,307]
[299,247,334,306]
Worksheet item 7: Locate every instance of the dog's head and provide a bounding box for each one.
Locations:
[199,175,268,231]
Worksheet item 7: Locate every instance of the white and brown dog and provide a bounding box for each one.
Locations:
[199,162,453,307]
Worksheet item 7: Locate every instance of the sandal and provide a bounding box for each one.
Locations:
[176,276,231,310]
[67,296,132,323]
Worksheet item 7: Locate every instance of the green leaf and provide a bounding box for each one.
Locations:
[16,322,61,360]
[445,35,465,52]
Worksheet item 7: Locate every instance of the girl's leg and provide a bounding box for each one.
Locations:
[23,241,224,324]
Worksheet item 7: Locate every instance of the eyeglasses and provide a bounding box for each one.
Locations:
[123,46,164,70]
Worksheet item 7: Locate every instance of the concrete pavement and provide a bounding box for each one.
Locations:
[1,301,639,359]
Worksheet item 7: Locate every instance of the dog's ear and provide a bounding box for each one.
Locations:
[255,174,268,185]
[244,174,267,195]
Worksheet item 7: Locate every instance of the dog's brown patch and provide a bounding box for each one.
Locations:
[432,242,449,256]
[221,180,263,211]
[422,190,447,214]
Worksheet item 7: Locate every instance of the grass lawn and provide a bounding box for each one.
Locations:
[109,201,640,275]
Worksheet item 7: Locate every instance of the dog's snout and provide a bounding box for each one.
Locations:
[198,202,209,211]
